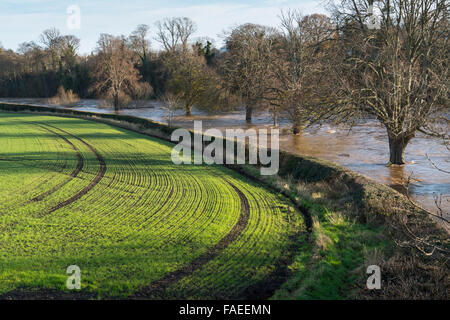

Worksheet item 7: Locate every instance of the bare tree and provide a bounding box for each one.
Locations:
[129,24,151,63]
[155,17,197,53]
[58,35,80,72]
[39,28,61,48]
[160,92,182,127]
[300,13,335,43]
[128,24,154,89]
[222,24,276,123]
[164,49,216,116]
[39,28,62,70]
[16,41,45,73]
[91,34,145,111]
[38,28,81,73]
[267,10,333,132]
[323,0,449,165]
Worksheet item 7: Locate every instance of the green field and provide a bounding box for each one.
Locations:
[0,113,304,299]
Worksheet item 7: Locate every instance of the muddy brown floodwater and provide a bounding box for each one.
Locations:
[2,98,449,228]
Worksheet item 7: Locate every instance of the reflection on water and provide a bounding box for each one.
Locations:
[2,98,449,219]
[279,121,449,219]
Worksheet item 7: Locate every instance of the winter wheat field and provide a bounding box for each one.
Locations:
[0,113,304,299]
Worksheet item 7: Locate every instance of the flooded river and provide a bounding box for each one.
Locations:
[1,98,449,223]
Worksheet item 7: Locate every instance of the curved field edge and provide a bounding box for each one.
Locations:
[0,103,448,299]
[0,112,305,300]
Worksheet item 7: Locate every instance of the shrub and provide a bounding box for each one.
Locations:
[47,86,80,106]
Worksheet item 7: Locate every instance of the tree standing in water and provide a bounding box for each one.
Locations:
[324,0,449,164]
[267,11,332,133]
[222,24,276,123]
[91,34,143,111]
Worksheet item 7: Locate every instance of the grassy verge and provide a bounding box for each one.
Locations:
[236,165,387,299]
[238,162,448,299]
[274,201,386,300]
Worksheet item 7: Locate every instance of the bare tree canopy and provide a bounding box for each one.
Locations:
[39,28,62,49]
[129,24,151,62]
[155,17,197,52]
[222,23,278,123]
[266,10,333,131]
[91,34,149,110]
[0,8,447,168]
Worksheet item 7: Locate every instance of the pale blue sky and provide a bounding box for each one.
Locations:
[0,0,326,54]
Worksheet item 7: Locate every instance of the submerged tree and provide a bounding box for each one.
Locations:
[222,24,276,123]
[164,48,224,116]
[156,17,222,116]
[267,11,332,132]
[91,34,148,111]
[324,0,449,165]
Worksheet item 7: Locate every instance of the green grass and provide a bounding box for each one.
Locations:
[236,164,388,300]
[0,113,304,298]
[272,200,387,300]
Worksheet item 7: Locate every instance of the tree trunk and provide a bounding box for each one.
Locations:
[388,135,410,165]
[186,104,193,116]
[292,119,302,135]
[273,111,278,127]
[246,105,253,123]
[113,93,119,112]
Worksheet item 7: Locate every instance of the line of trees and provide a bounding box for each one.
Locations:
[0,28,90,98]
[0,0,448,164]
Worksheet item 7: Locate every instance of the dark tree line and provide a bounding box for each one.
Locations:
[0,27,169,100]
[0,28,91,98]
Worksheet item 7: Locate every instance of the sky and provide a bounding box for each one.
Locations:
[0,0,326,54]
